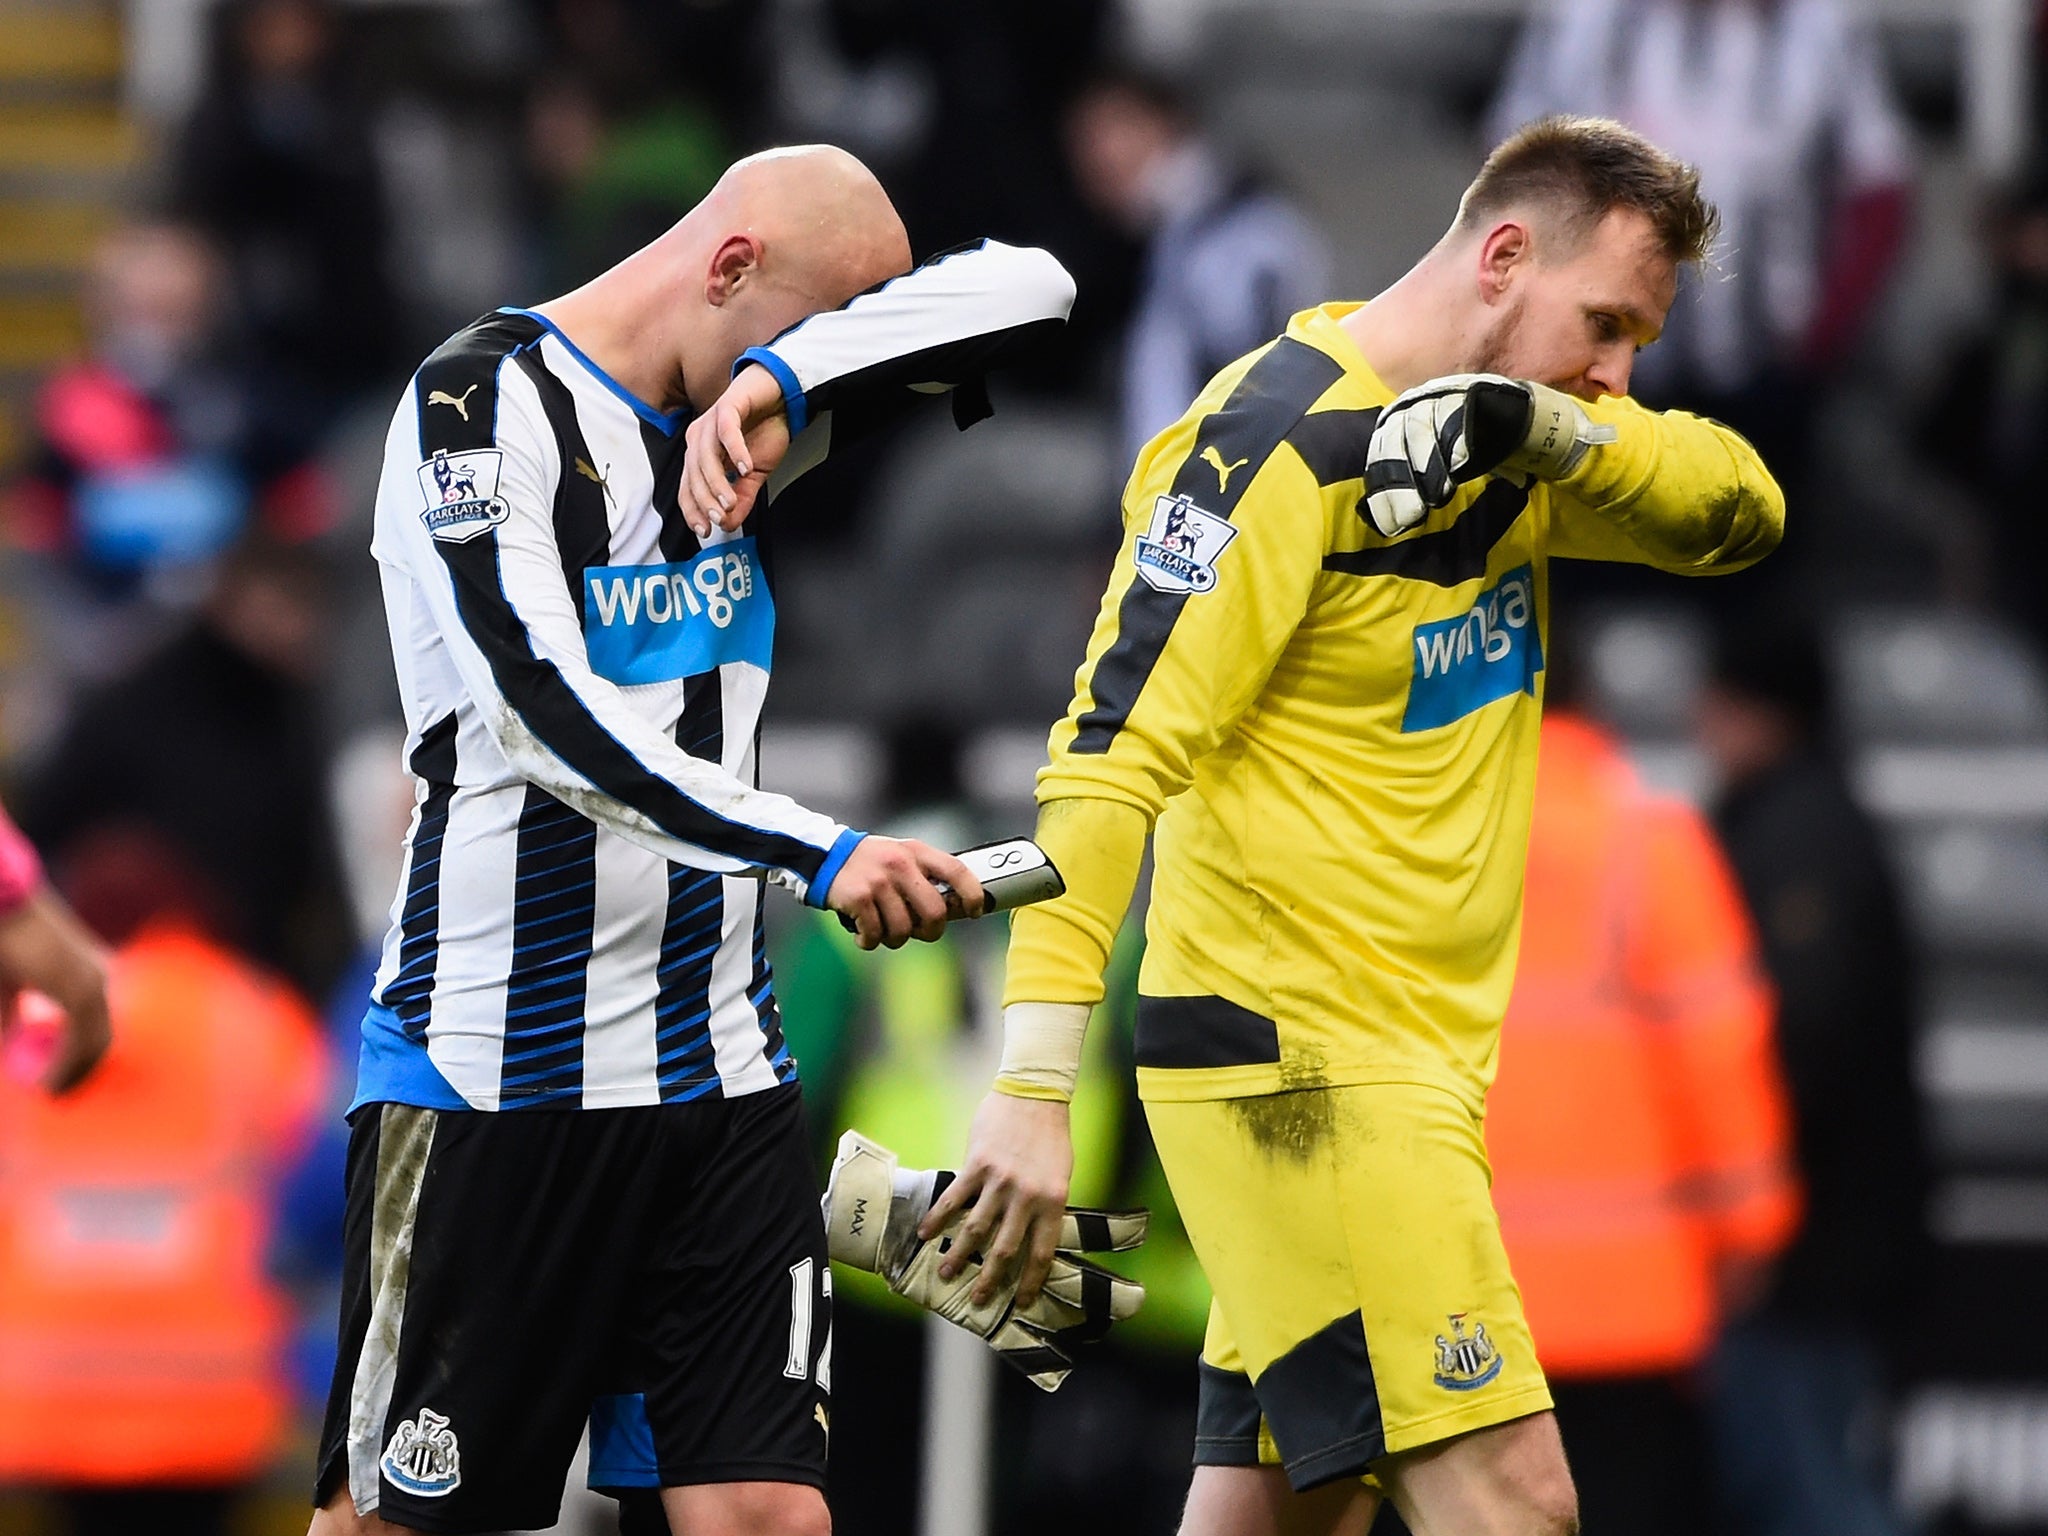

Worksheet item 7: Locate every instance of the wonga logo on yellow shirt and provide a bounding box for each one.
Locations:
[1401,564,1543,732]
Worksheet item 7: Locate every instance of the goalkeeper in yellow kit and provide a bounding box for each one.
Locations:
[924,116,1784,1534]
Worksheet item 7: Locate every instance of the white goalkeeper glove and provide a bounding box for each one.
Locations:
[822,1129,1146,1391]
[1363,373,1618,536]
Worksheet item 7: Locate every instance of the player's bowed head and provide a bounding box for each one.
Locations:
[534,148,976,948]
[1359,114,1714,407]
[1349,115,1720,534]
[535,143,914,539]
[678,145,913,536]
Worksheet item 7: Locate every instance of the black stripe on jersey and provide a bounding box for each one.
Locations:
[641,416,702,562]
[1320,478,1531,587]
[1133,994,1282,1070]
[416,312,545,455]
[1284,408,1380,486]
[512,348,615,597]
[433,535,831,881]
[655,671,725,1102]
[749,903,795,1084]
[1071,337,1345,756]
[500,785,598,1107]
[380,713,459,1036]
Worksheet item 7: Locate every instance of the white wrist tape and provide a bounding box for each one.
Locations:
[996,1001,1091,1100]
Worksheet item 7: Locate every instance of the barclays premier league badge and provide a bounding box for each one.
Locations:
[416,449,510,543]
[1134,493,1237,595]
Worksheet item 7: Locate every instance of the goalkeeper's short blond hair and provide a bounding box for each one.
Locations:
[1457,115,1720,267]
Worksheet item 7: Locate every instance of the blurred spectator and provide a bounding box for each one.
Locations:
[823,0,1132,390]
[774,721,1170,1536]
[6,223,332,632]
[266,946,366,1414]
[522,72,733,296]
[777,720,995,1536]
[171,0,396,405]
[0,830,326,1536]
[1066,65,1333,463]
[19,535,352,998]
[1488,655,1799,1536]
[0,801,110,1097]
[1696,615,1928,1536]
[1922,176,2048,656]
[532,0,776,147]
[774,718,980,1156]
[994,919,1207,1536]
[517,0,781,292]
[1489,0,1913,496]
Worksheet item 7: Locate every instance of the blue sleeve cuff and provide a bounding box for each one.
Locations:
[804,828,867,908]
[736,346,810,436]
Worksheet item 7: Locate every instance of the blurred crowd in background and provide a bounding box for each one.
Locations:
[2,1,2047,1534]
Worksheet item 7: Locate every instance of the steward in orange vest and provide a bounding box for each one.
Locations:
[0,919,327,1488]
[1488,709,1800,1535]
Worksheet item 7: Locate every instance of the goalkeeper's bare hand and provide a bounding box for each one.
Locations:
[826,1128,1143,1391]
[680,362,791,537]
[922,1090,1074,1308]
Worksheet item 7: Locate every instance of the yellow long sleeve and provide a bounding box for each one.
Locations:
[1549,395,1785,572]
[1003,797,1149,1008]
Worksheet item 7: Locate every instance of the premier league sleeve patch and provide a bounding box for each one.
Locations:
[1134,493,1238,595]
[416,449,510,543]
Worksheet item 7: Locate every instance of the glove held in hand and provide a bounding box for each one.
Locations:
[822,1130,1146,1391]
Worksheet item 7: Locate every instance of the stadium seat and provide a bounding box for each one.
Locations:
[1832,607,2048,745]
[778,409,1120,725]
[1887,819,2048,962]
[865,407,1118,564]
[1582,607,1710,742]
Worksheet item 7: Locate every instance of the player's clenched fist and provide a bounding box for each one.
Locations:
[1363,373,1618,536]
[825,836,987,950]
[679,362,791,538]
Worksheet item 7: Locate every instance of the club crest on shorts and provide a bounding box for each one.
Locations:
[1432,1314,1503,1391]
[1134,493,1237,594]
[416,448,509,543]
[381,1407,462,1497]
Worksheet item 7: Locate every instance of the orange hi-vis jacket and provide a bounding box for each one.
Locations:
[1488,714,1800,1380]
[0,922,326,1483]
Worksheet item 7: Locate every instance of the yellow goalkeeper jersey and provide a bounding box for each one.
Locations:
[1005,302,1783,1110]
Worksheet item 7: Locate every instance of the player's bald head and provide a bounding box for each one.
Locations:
[703,144,911,307]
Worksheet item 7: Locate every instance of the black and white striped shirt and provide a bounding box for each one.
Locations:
[358,240,1075,1112]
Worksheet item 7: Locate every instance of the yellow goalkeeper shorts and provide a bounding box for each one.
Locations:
[1144,1081,1552,1490]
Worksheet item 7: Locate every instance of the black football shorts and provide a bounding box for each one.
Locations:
[314,1083,831,1534]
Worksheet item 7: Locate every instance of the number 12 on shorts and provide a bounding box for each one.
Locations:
[784,1257,832,1391]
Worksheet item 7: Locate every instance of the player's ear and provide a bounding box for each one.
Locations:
[706,234,763,307]
[1476,219,1530,303]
